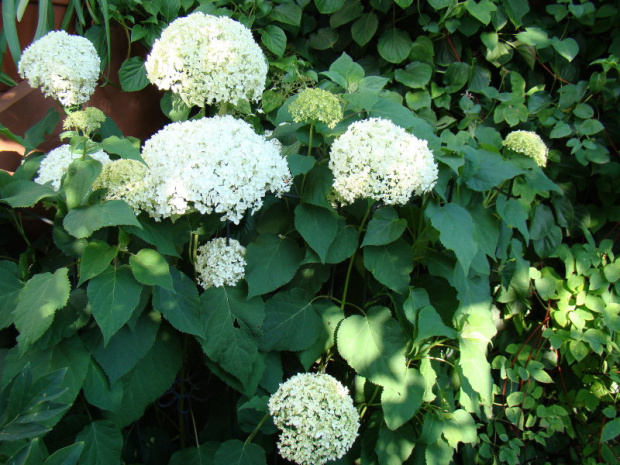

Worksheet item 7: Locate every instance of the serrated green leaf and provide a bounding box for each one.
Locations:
[63,159,102,210]
[443,62,470,93]
[1,181,56,208]
[83,361,124,412]
[378,28,413,64]
[169,442,220,465]
[260,25,286,57]
[5,438,47,465]
[97,137,142,162]
[271,3,302,26]
[124,218,183,257]
[394,62,433,89]
[463,147,523,191]
[88,266,143,344]
[129,248,173,290]
[416,306,457,342]
[245,234,304,298]
[442,409,477,448]
[152,268,205,339]
[119,57,149,92]
[43,442,84,465]
[602,417,620,442]
[287,154,315,177]
[362,206,407,247]
[298,300,345,370]
[13,268,71,348]
[325,219,359,264]
[496,196,529,242]
[260,289,322,351]
[375,423,415,465]
[295,204,339,263]
[576,118,605,136]
[213,440,266,465]
[351,13,378,47]
[0,262,24,330]
[315,0,344,14]
[200,287,264,387]
[76,420,123,465]
[63,200,142,239]
[337,307,407,390]
[330,0,363,28]
[381,368,426,431]
[363,239,413,294]
[78,241,118,286]
[426,202,477,274]
[301,163,334,208]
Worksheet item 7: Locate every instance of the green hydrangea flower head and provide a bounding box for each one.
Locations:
[93,159,149,214]
[289,88,343,129]
[63,107,106,137]
[503,130,549,167]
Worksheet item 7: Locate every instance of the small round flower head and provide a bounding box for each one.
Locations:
[93,159,149,214]
[18,31,100,107]
[289,88,343,129]
[139,115,291,223]
[63,107,106,137]
[503,130,549,167]
[145,12,268,107]
[195,238,246,289]
[268,373,360,465]
[329,118,438,205]
[35,144,110,191]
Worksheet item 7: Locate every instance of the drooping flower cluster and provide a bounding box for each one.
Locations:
[268,373,360,465]
[139,115,291,223]
[289,88,343,129]
[503,130,549,167]
[63,107,106,137]
[145,12,268,107]
[35,144,110,191]
[92,159,149,214]
[329,118,438,205]
[18,31,100,107]
[195,238,246,289]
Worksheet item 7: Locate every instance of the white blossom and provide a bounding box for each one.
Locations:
[329,118,438,205]
[35,144,110,191]
[93,159,149,214]
[195,238,246,289]
[503,130,548,167]
[18,31,100,107]
[139,115,291,223]
[145,12,267,107]
[268,373,360,465]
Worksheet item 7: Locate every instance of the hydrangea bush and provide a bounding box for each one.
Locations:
[0,2,619,465]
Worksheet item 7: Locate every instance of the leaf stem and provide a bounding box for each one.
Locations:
[307,122,314,157]
[245,413,270,445]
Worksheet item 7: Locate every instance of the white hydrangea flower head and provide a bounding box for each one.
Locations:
[93,159,149,214]
[145,12,268,107]
[329,118,438,205]
[18,31,100,107]
[35,144,110,191]
[139,115,291,223]
[195,238,246,289]
[503,130,549,167]
[289,88,343,129]
[268,373,360,465]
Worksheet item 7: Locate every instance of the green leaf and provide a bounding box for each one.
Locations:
[426,202,477,274]
[287,154,315,177]
[406,90,432,111]
[106,327,182,427]
[295,204,339,263]
[315,0,345,14]
[245,234,304,298]
[381,368,426,430]
[169,443,219,465]
[87,312,160,386]
[63,200,142,239]
[129,248,173,291]
[496,196,529,241]
[442,409,477,448]
[368,98,419,130]
[516,27,551,48]
[5,439,47,465]
[325,219,359,264]
[201,287,264,387]
[503,0,530,27]
[152,268,205,339]
[378,28,413,64]
[88,266,143,345]
[462,147,523,191]
[351,13,378,47]
[465,0,497,25]
[301,164,334,208]
[362,206,407,247]
[213,440,266,465]
[119,57,149,92]
[573,103,594,119]
[63,159,102,210]
[443,62,470,93]
[260,289,322,351]
[416,306,457,342]
[602,417,620,442]
[83,361,124,412]
[310,27,340,49]
[13,269,71,348]
[394,62,433,89]
[43,443,84,465]
[0,262,23,330]
[551,37,579,62]
[1,181,56,208]
[98,136,142,162]
[363,239,413,295]
[298,300,345,370]
[78,241,118,286]
[337,307,408,390]
[527,361,553,383]
[330,0,363,28]
[324,52,365,91]
[124,218,182,257]
[75,420,123,465]
[260,25,286,57]
[271,3,302,26]
[375,423,415,465]
[576,118,605,136]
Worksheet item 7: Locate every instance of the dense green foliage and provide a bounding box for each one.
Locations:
[1,0,619,464]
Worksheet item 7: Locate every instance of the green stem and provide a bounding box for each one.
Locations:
[218,102,228,116]
[245,413,270,445]
[340,201,373,312]
[307,122,314,157]
[189,233,199,267]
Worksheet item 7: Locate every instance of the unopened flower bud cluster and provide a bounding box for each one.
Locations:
[503,130,549,167]
[195,238,247,289]
[93,159,149,214]
[18,31,100,108]
[63,108,106,137]
[329,117,438,205]
[35,144,110,191]
[268,373,360,465]
[289,88,343,129]
[145,12,268,107]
